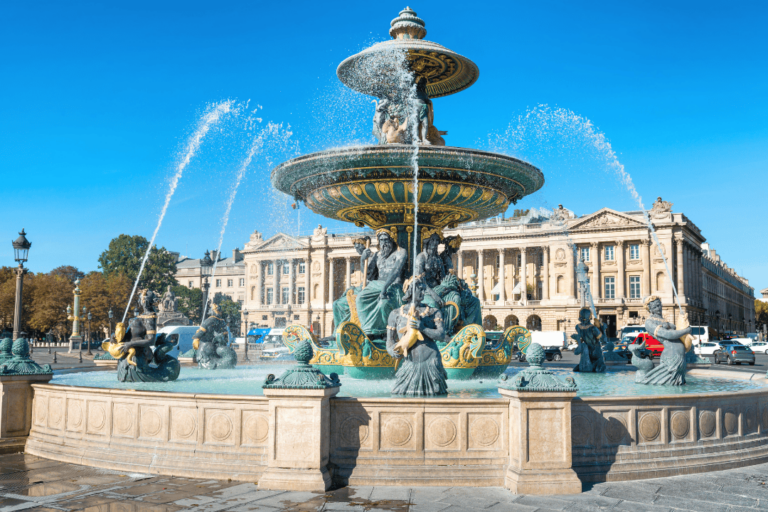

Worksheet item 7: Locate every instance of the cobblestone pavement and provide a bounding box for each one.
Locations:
[4,453,768,511]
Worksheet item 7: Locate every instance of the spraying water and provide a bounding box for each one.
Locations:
[122,100,235,323]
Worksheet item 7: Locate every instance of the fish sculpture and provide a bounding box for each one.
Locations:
[394,303,423,357]
[101,322,137,366]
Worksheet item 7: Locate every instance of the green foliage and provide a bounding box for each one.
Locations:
[172,285,203,325]
[79,272,132,337]
[98,234,178,291]
[213,292,242,334]
[50,265,85,283]
[756,299,768,330]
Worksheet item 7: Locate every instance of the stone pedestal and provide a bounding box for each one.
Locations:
[258,386,339,491]
[499,388,581,495]
[499,388,581,494]
[68,335,82,353]
[0,374,53,453]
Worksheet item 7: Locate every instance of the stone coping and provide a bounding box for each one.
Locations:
[32,383,269,402]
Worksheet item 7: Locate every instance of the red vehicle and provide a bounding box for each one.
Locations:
[630,333,664,358]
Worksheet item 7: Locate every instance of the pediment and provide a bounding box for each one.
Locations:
[252,233,307,253]
[570,208,647,230]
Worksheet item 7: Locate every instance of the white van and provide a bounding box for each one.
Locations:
[531,331,568,349]
[157,325,200,359]
[620,325,646,339]
[690,326,709,345]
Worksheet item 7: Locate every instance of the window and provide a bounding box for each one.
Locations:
[283,263,290,275]
[294,315,300,320]
[297,286,306,304]
[267,262,274,275]
[605,245,615,261]
[262,315,268,321]
[188,281,193,288]
[580,247,590,262]
[629,276,641,299]
[630,244,640,260]
[266,288,274,305]
[604,276,615,299]
[282,287,290,304]
[215,279,221,287]
[239,278,245,286]
[517,254,521,266]
[298,262,306,274]
[227,279,233,287]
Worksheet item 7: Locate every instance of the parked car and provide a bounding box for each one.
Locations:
[689,326,710,345]
[157,325,201,359]
[620,325,646,340]
[695,342,721,356]
[515,347,562,362]
[731,337,757,347]
[531,331,568,349]
[630,333,664,358]
[749,342,768,354]
[714,344,755,365]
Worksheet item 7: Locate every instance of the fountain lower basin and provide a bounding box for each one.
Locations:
[24,367,768,489]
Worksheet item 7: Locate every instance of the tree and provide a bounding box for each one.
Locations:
[28,273,72,338]
[172,285,203,325]
[756,299,768,334]
[213,292,242,334]
[0,270,35,336]
[98,234,178,292]
[50,265,85,283]
[80,271,133,339]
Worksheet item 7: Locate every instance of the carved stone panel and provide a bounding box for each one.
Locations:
[112,402,136,439]
[744,405,758,435]
[48,396,64,430]
[527,407,566,464]
[86,401,108,436]
[170,407,198,444]
[34,393,47,427]
[467,412,502,451]
[65,399,85,434]
[637,411,663,445]
[241,410,269,447]
[601,411,630,446]
[669,409,692,442]
[424,413,460,451]
[139,405,165,441]
[204,408,237,446]
[6,390,26,433]
[571,413,594,448]
[379,412,417,452]
[274,406,314,462]
[699,409,717,439]
[338,414,371,451]
[723,408,739,437]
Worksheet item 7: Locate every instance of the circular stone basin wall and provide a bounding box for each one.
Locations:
[24,369,768,487]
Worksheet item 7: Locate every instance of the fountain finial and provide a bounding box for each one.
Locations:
[390,7,427,40]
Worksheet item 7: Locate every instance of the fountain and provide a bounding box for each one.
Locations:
[274,7,540,381]
[15,7,768,495]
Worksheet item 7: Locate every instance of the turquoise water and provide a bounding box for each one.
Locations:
[50,365,767,398]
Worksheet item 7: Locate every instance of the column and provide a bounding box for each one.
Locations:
[457,250,464,279]
[477,250,485,302]
[498,249,506,303]
[616,241,625,300]
[305,256,311,307]
[542,247,550,300]
[274,260,280,305]
[591,242,600,300]
[520,248,527,305]
[675,237,685,299]
[290,259,296,306]
[328,258,335,303]
[345,257,351,291]
[642,240,651,297]
[567,246,576,299]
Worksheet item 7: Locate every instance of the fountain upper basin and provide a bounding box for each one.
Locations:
[271,145,544,228]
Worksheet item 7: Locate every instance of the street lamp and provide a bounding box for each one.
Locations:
[243,310,250,362]
[108,308,114,341]
[86,311,92,355]
[11,229,31,340]
[200,250,214,321]
[66,281,84,353]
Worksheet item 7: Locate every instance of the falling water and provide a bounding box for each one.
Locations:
[491,105,684,314]
[122,100,235,323]
[201,122,289,322]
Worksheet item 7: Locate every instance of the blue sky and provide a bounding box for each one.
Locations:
[1,0,766,295]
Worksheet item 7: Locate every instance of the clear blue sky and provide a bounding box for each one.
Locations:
[1,1,766,295]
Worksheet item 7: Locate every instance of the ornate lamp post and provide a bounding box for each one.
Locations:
[11,229,31,341]
[108,308,114,341]
[243,310,250,362]
[200,250,214,321]
[66,281,83,353]
[86,311,93,355]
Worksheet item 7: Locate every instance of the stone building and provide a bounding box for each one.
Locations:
[175,249,246,303]
[175,199,755,338]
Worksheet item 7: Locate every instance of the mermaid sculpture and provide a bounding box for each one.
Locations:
[628,338,654,382]
[332,236,376,330]
[103,290,181,383]
[635,295,691,386]
[193,302,238,370]
[571,308,606,373]
[386,276,448,396]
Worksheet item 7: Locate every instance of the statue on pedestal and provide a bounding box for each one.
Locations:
[572,308,606,373]
[156,285,190,328]
[192,302,237,370]
[386,277,448,396]
[355,228,407,338]
[635,296,690,386]
[103,290,180,383]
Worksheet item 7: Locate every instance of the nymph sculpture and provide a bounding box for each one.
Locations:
[571,308,606,373]
[628,339,654,382]
[102,290,181,383]
[332,236,375,329]
[192,302,238,370]
[355,228,407,338]
[635,295,691,386]
[386,276,448,396]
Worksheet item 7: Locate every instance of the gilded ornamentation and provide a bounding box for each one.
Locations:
[440,324,484,370]
[479,326,521,367]
[337,322,398,369]
[431,211,462,228]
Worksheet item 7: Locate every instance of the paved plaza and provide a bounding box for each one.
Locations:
[3,452,768,511]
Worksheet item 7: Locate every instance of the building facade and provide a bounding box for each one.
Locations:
[175,249,246,303]
[175,199,755,338]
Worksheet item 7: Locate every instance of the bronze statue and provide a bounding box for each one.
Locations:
[193,302,238,370]
[571,308,606,373]
[635,295,690,386]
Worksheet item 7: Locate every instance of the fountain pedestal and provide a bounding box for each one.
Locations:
[258,387,339,492]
